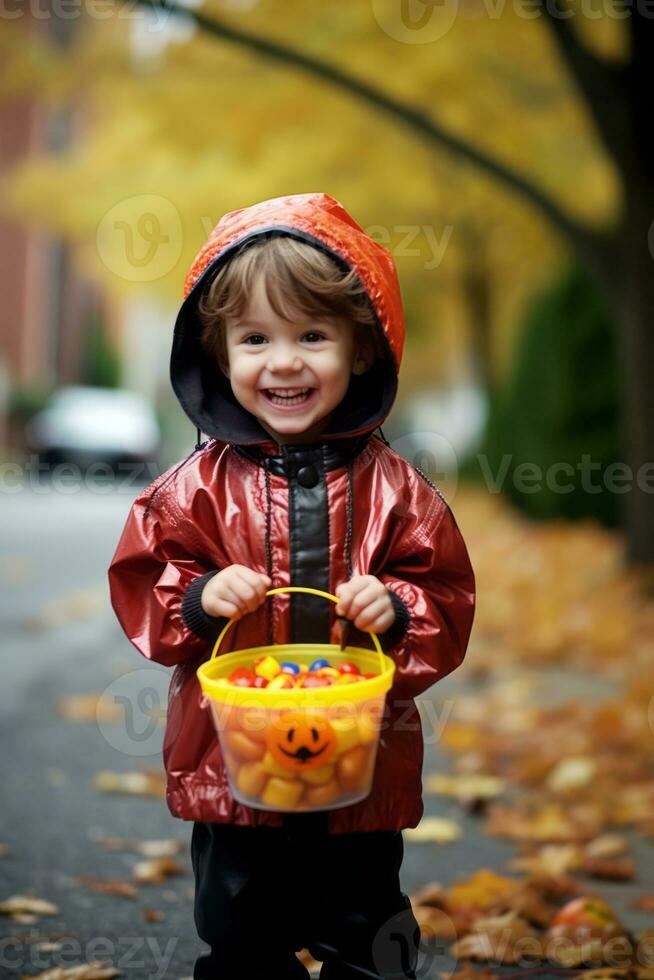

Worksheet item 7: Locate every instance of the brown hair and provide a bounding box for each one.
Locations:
[197,235,383,372]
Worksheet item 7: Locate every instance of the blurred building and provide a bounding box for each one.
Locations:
[0,15,106,451]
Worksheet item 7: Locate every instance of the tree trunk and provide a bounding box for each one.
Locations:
[613,195,654,564]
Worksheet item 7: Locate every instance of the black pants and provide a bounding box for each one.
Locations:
[191,812,420,980]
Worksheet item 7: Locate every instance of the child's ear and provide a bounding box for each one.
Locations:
[352,338,376,376]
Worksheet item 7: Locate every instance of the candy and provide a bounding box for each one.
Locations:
[267,673,296,690]
[238,709,268,742]
[357,713,379,745]
[261,777,304,809]
[262,750,297,780]
[297,674,333,689]
[225,731,265,762]
[235,761,267,797]
[219,655,379,688]
[304,779,341,807]
[211,652,386,811]
[254,655,281,680]
[330,717,360,756]
[337,746,369,791]
[300,763,335,786]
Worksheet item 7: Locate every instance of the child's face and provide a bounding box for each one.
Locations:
[221,276,370,445]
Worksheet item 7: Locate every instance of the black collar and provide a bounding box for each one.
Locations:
[233,432,372,477]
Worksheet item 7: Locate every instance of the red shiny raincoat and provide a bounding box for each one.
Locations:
[108,193,475,833]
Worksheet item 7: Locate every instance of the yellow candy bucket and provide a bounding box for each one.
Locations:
[196,586,395,812]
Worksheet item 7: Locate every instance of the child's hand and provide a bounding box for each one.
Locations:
[201,565,272,621]
[334,575,395,634]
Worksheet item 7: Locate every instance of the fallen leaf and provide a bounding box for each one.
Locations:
[143,909,164,923]
[409,882,449,908]
[450,909,542,964]
[509,844,583,876]
[445,964,500,980]
[631,896,654,912]
[412,905,458,939]
[56,694,123,724]
[0,894,58,917]
[93,837,184,857]
[296,948,321,977]
[93,771,165,799]
[486,803,598,843]
[448,870,520,912]
[584,836,629,860]
[547,757,597,792]
[133,858,185,884]
[404,817,462,844]
[23,961,120,979]
[580,858,635,881]
[77,877,138,900]
[424,774,506,801]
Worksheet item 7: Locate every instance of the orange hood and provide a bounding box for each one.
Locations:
[170,192,405,445]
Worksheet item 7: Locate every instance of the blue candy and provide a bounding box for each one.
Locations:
[309,658,330,672]
[280,661,301,675]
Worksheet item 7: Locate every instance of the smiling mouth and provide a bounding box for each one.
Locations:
[278,744,327,763]
[261,388,315,408]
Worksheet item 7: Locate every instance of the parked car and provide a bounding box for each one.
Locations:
[26,386,162,475]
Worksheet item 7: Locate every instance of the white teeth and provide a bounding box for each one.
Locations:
[267,388,309,396]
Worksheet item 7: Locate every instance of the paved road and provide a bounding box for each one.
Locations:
[1,485,650,979]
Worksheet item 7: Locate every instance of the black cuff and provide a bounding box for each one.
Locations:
[181,570,230,642]
[379,588,411,652]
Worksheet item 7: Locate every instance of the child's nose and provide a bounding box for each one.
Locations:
[267,343,303,372]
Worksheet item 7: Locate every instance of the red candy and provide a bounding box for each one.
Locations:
[231,673,257,687]
[297,674,334,689]
[222,658,379,689]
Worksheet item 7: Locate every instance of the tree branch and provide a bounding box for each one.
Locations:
[136,0,609,262]
[537,0,632,175]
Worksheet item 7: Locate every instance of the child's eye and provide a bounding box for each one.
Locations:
[302,332,325,343]
[243,334,267,345]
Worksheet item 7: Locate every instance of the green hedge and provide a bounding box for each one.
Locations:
[469,260,622,527]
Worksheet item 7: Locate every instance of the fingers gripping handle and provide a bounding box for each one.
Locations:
[208,585,385,675]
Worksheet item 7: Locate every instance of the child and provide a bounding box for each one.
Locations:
[108,192,476,980]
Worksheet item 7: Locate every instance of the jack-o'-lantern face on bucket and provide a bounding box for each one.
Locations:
[266,711,337,771]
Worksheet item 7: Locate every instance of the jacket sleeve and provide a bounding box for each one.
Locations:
[376,487,476,703]
[108,484,228,668]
